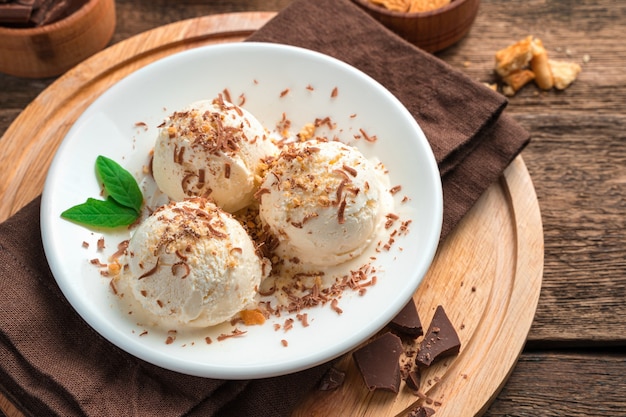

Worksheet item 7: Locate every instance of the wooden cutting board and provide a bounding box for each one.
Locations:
[0,12,543,417]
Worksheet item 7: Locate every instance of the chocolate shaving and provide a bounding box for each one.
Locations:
[337,198,347,224]
[221,88,232,103]
[359,128,378,142]
[217,328,247,341]
[342,164,358,177]
[138,259,160,280]
[171,262,190,279]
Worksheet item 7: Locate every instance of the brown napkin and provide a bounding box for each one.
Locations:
[0,0,529,416]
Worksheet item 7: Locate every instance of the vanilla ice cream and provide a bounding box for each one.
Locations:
[152,96,279,213]
[257,139,387,266]
[124,197,269,327]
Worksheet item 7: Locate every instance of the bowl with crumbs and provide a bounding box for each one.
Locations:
[352,0,480,53]
[0,0,115,78]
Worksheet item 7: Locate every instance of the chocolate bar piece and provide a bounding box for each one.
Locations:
[30,0,69,26]
[389,298,423,338]
[0,0,77,27]
[353,332,403,393]
[415,305,461,367]
[0,3,32,23]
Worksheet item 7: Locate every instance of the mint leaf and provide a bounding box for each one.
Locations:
[61,197,140,228]
[96,155,143,213]
[61,155,144,229]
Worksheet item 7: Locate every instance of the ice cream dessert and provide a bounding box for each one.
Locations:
[123,197,269,327]
[257,139,388,267]
[152,96,279,213]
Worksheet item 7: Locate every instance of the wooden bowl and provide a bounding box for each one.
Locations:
[0,0,116,78]
[352,0,480,53]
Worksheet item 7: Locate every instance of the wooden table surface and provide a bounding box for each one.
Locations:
[1,0,624,416]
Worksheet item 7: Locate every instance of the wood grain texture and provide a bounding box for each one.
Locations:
[435,0,626,347]
[484,352,626,417]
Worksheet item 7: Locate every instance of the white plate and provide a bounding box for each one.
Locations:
[40,43,442,379]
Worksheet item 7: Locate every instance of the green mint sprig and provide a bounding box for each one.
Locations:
[61,155,143,228]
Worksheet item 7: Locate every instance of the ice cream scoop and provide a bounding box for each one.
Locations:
[124,197,269,327]
[257,139,387,266]
[152,96,279,213]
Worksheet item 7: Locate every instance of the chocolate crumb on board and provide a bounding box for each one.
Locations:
[353,331,403,393]
[406,406,436,417]
[389,298,423,338]
[318,367,346,391]
[415,305,461,367]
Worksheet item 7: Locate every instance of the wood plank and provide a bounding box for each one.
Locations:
[435,0,626,345]
[515,114,626,346]
[485,352,626,416]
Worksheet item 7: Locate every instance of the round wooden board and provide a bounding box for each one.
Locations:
[0,12,543,417]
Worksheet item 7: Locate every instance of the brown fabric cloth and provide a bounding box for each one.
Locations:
[0,0,529,416]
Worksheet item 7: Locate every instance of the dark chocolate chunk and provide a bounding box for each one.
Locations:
[0,3,32,23]
[405,368,421,392]
[353,331,403,393]
[415,305,461,367]
[0,0,81,27]
[389,298,423,338]
[16,0,38,6]
[318,366,345,391]
[30,0,69,26]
